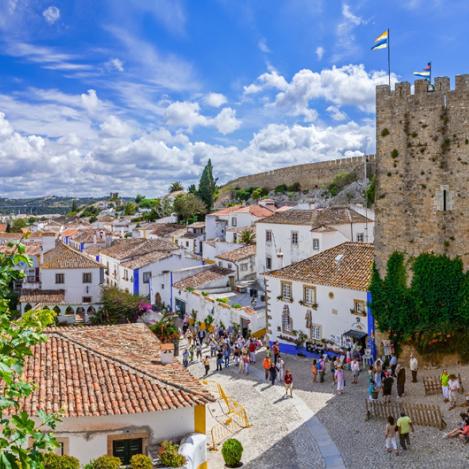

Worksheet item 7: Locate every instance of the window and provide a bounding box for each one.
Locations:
[143,271,152,284]
[231,217,237,227]
[281,305,293,333]
[228,263,232,269]
[218,261,223,267]
[281,282,292,301]
[266,256,272,270]
[233,233,237,243]
[186,241,189,247]
[353,299,366,316]
[357,233,364,243]
[266,230,272,243]
[240,263,248,271]
[82,272,92,283]
[303,285,316,306]
[82,296,92,303]
[291,231,298,246]
[311,324,322,340]
[123,270,129,281]
[110,436,146,466]
[313,238,320,251]
[55,273,64,284]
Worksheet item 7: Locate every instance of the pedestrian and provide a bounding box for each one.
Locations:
[284,369,293,398]
[382,370,394,404]
[196,342,202,361]
[203,356,210,376]
[277,356,285,382]
[248,339,257,364]
[189,344,195,362]
[243,353,250,374]
[368,366,376,400]
[396,411,414,450]
[396,364,406,399]
[233,346,240,366]
[210,338,217,357]
[269,363,278,386]
[351,358,360,384]
[374,360,383,393]
[389,354,398,377]
[224,345,230,368]
[440,369,450,402]
[443,413,468,438]
[272,341,280,365]
[448,374,460,410]
[409,354,418,383]
[263,356,272,381]
[319,357,325,383]
[384,416,399,455]
[335,365,345,395]
[311,359,318,383]
[216,348,223,371]
[182,348,189,368]
[331,358,337,384]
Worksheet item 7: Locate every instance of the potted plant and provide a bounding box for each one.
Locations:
[221,438,243,468]
[130,454,153,469]
[158,440,186,468]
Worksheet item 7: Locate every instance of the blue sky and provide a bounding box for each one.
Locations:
[0,0,467,197]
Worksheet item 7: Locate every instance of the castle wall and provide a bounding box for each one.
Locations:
[221,155,375,193]
[375,75,469,272]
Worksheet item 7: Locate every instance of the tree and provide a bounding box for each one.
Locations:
[124,202,138,216]
[8,218,28,233]
[187,184,197,194]
[0,242,60,467]
[169,182,183,193]
[239,228,255,245]
[135,194,145,204]
[197,159,217,211]
[94,287,147,324]
[173,194,207,223]
[71,199,78,212]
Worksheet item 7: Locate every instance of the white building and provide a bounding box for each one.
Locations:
[256,207,374,278]
[21,324,211,467]
[265,242,374,354]
[99,239,202,305]
[215,244,256,281]
[18,242,103,323]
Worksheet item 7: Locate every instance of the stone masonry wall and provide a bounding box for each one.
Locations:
[374,75,469,273]
[221,155,375,193]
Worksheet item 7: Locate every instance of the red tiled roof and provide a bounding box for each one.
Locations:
[174,266,233,290]
[209,206,242,217]
[19,289,65,304]
[100,239,178,260]
[234,205,275,218]
[266,242,374,291]
[42,243,101,269]
[19,324,213,418]
[216,244,256,262]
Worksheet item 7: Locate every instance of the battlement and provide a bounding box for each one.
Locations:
[376,74,469,100]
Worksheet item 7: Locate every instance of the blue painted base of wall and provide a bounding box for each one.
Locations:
[269,341,339,359]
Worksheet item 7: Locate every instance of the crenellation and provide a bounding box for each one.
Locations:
[414,79,429,95]
[395,82,411,97]
[434,76,450,92]
[455,73,469,92]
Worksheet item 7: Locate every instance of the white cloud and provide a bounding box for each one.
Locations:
[100,115,134,138]
[315,46,325,61]
[326,105,347,121]
[213,108,241,134]
[81,89,100,114]
[258,38,271,54]
[332,3,365,62]
[244,64,398,120]
[42,6,60,25]
[204,92,227,108]
[105,58,124,72]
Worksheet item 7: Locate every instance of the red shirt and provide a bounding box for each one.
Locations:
[249,342,256,352]
[463,425,469,436]
[273,345,279,355]
[284,373,293,384]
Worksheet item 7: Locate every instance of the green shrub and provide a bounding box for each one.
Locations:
[91,455,121,469]
[222,438,243,467]
[391,149,399,159]
[380,128,390,137]
[287,182,301,192]
[130,454,152,469]
[43,453,80,469]
[274,184,288,194]
[158,440,186,467]
[327,171,357,197]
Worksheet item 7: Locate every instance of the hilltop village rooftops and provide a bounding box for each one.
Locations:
[99,238,178,260]
[256,207,371,228]
[266,242,374,291]
[18,323,213,418]
[215,244,256,263]
[174,265,233,290]
[41,243,102,269]
[19,289,65,304]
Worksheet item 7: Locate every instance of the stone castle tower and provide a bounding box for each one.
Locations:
[374,75,469,273]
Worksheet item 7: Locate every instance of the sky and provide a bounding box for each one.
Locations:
[0,0,468,198]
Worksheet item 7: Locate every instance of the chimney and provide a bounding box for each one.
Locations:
[40,247,44,265]
[160,343,175,364]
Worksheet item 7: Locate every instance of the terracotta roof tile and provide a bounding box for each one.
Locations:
[18,324,213,418]
[266,242,374,291]
[256,207,370,227]
[42,243,102,269]
[19,289,65,304]
[174,266,233,290]
[99,239,177,260]
[216,244,256,262]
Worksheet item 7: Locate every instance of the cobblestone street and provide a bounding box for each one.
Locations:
[187,348,469,469]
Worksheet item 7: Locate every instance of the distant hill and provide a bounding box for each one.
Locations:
[0,196,128,215]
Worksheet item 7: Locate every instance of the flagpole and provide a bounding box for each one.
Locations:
[387,28,391,88]
[429,61,432,84]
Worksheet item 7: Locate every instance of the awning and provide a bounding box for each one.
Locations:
[343,329,367,340]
